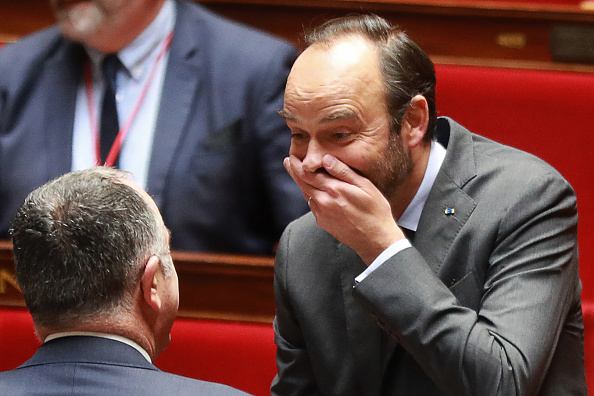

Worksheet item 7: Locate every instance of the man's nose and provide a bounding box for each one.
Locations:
[302,139,325,173]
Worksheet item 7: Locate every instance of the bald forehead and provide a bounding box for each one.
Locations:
[292,36,379,79]
[286,36,384,99]
[117,177,160,217]
[284,36,385,118]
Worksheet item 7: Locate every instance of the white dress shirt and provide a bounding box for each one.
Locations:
[356,139,447,282]
[72,0,175,190]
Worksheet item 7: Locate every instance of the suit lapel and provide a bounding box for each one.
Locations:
[415,118,478,275]
[338,119,480,393]
[339,119,480,392]
[376,119,479,386]
[147,0,203,207]
[44,41,84,179]
[338,242,388,395]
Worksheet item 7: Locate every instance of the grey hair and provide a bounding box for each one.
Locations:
[11,167,172,328]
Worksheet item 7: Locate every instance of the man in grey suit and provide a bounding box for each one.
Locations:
[0,168,247,395]
[272,15,586,395]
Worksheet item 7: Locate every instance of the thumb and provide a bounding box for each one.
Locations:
[322,154,366,187]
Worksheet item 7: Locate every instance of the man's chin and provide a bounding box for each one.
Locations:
[55,2,104,43]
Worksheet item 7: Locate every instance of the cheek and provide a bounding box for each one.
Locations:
[344,140,376,167]
[343,153,370,173]
[289,140,307,159]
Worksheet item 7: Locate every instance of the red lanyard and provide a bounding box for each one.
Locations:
[85,31,174,167]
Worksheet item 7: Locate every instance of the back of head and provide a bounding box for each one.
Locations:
[304,14,437,139]
[11,167,164,330]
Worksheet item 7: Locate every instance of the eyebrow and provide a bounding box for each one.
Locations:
[278,109,358,123]
[278,110,295,121]
[321,109,357,122]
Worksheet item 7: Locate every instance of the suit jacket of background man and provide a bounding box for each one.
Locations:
[0,336,249,395]
[272,118,586,396]
[0,0,308,254]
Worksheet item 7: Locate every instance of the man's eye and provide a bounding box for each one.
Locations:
[291,133,306,141]
[334,132,350,140]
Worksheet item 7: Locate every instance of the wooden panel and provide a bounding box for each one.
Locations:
[0,0,53,43]
[0,240,276,323]
[200,0,594,70]
[1,0,594,70]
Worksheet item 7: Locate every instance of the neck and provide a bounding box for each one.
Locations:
[36,310,158,361]
[389,139,432,220]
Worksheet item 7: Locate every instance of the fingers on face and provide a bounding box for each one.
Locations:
[285,155,373,209]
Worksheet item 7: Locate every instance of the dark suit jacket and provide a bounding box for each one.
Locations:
[0,0,307,254]
[272,118,586,395]
[0,336,248,395]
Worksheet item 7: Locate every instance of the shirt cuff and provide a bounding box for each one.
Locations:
[355,239,412,283]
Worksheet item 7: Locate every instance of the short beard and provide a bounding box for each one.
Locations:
[368,130,414,202]
[55,3,105,43]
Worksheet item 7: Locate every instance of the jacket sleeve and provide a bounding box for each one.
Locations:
[271,224,322,396]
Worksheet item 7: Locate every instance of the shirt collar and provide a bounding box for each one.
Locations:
[397,139,447,231]
[44,331,152,363]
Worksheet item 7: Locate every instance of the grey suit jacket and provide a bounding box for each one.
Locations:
[0,336,249,395]
[272,118,586,395]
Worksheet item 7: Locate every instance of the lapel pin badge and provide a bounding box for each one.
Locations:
[444,207,455,215]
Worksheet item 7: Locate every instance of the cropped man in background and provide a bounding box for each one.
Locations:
[272,15,585,395]
[0,0,307,254]
[0,167,247,395]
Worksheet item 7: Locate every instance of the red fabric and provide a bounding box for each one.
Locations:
[0,308,40,371]
[0,308,276,395]
[155,318,277,396]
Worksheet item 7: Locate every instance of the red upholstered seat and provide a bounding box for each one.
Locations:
[0,307,276,396]
[0,308,40,371]
[155,318,277,396]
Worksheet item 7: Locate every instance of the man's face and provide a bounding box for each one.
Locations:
[50,0,127,44]
[282,37,413,200]
[50,0,164,52]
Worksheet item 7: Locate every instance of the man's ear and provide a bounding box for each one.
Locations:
[141,256,162,312]
[401,95,429,149]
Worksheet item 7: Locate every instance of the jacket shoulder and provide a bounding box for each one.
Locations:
[177,0,295,55]
[0,26,64,84]
[153,370,251,395]
[0,26,62,66]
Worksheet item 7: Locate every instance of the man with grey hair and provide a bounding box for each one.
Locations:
[273,15,585,395]
[0,167,247,395]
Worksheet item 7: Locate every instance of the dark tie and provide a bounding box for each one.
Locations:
[100,54,120,165]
